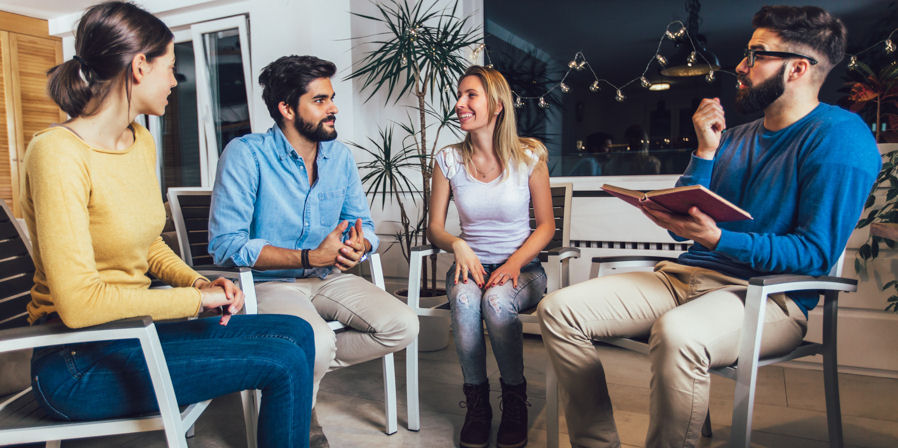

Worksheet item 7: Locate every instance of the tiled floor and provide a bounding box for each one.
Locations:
[43,335,898,447]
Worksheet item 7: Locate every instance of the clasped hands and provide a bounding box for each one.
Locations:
[315,218,370,271]
[451,239,522,289]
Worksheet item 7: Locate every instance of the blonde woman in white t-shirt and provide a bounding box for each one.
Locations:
[428,65,555,448]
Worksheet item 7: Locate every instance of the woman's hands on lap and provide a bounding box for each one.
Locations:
[452,239,486,287]
[195,277,245,325]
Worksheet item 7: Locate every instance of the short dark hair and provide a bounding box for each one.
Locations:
[752,5,847,70]
[46,1,173,117]
[259,55,336,125]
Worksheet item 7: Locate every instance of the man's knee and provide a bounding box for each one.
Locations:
[537,288,569,327]
[649,309,705,363]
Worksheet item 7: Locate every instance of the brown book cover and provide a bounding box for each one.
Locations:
[602,184,753,222]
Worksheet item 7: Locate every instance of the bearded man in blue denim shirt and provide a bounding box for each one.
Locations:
[209,55,418,447]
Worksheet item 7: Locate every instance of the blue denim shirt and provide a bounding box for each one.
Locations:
[209,125,378,280]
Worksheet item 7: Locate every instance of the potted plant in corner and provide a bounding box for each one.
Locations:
[843,58,898,311]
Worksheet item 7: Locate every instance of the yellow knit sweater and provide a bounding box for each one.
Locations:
[21,124,204,328]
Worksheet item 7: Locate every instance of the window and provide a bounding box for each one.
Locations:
[147,16,254,193]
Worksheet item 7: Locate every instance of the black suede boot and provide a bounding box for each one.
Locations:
[459,382,492,448]
[497,377,530,448]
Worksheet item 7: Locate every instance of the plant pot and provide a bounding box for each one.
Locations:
[394,288,450,352]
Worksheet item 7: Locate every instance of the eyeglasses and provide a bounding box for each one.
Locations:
[742,48,818,68]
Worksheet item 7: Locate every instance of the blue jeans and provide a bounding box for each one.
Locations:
[30,314,314,448]
[447,259,547,386]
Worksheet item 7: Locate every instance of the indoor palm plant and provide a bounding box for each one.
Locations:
[844,59,898,311]
[347,0,480,292]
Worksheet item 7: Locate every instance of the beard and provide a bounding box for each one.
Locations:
[735,64,786,114]
[294,114,337,142]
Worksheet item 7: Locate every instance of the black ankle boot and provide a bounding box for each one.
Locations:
[459,382,492,448]
[498,377,530,448]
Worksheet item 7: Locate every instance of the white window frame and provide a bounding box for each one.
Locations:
[190,15,254,186]
[149,15,254,188]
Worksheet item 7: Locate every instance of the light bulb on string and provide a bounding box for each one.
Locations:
[538,97,549,109]
[560,82,570,93]
[705,70,716,83]
[640,76,651,88]
[401,55,408,65]
[655,54,668,67]
[589,80,601,92]
[568,60,578,70]
[576,60,587,70]
[665,30,677,40]
[514,96,524,109]
[687,51,697,66]
[615,89,625,102]
[886,39,896,54]
[485,64,493,69]
[674,27,686,39]
[847,55,858,70]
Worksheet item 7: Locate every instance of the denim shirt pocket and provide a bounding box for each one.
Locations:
[318,189,346,225]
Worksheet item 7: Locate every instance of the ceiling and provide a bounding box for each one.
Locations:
[0,0,97,20]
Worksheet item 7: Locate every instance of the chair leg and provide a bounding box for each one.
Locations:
[406,337,421,431]
[546,362,559,448]
[701,410,712,438]
[729,283,768,448]
[45,442,61,448]
[822,291,843,448]
[186,423,196,438]
[382,353,398,435]
[241,389,259,448]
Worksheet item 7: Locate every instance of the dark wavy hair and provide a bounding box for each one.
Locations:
[752,5,847,71]
[46,1,173,118]
[259,55,337,126]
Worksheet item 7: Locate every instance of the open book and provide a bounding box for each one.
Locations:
[602,184,753,222]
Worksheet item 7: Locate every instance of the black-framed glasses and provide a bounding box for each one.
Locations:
[742,48,818,67]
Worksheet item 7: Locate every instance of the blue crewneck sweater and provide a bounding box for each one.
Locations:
[675,103,881,315]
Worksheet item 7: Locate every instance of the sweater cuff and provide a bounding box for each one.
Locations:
[714,229,752,259]
[191,287,204,317]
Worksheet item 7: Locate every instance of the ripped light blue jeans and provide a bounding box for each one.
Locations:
[447,258,547,386]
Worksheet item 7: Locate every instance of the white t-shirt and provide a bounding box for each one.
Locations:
[434,145,538,264]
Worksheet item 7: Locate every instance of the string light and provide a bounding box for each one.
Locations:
[477,19,736,108]
[844,28,898,71]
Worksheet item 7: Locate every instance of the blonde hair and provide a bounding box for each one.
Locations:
[456,66,546,177]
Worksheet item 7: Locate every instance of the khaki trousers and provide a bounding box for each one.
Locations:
[254,272,419,406]
[537,261,807,448]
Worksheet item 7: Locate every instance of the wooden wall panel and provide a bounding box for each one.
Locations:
[6,33,63,216]
[0,32,13,208]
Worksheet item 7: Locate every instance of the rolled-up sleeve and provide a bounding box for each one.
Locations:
[209,139,271,267]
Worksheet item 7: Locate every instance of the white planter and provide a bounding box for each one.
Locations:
[394,289,451,352]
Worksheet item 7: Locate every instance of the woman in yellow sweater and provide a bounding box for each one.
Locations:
[23,3,315,446]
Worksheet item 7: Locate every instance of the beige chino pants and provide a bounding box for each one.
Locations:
[537,261,807,448]
[254,271,419,406]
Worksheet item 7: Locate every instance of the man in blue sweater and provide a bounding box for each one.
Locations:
[538,6,881,447]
